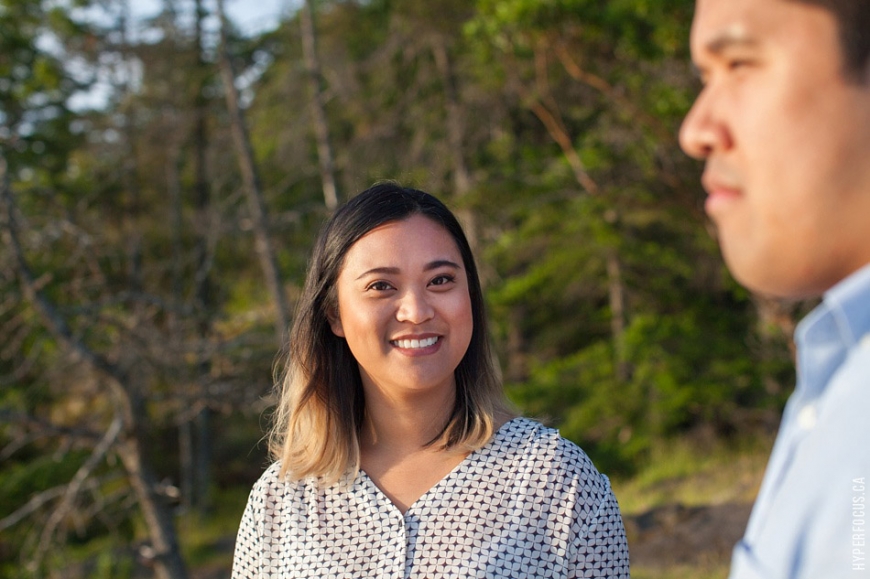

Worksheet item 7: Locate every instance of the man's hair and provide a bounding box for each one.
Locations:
[269,183,512,485]
[793,0,870,80]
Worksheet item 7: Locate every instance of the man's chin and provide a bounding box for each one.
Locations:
[726,258,822,300]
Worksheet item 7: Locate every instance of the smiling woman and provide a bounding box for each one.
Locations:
[230,183,630,578]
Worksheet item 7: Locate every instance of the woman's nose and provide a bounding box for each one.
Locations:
[396,288,435,324]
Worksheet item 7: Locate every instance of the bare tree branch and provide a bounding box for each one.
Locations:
[0,411,104,461]
[1,161,132,407]
[33,416,123,564]
[0,486,68,532]
[551,38,677,147]
[501,39,600,195]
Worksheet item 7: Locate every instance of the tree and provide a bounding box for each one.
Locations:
[299,0,339,211]
[217,0,290,344]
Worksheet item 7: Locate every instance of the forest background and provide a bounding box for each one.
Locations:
[0,0,806,577]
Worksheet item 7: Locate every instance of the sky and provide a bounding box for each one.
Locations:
[66,0,298,110]
[129,0,294,38]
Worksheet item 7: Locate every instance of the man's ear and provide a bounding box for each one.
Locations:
[328,308,345,337]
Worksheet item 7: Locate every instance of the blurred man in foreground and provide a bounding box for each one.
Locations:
[679,0,870,577]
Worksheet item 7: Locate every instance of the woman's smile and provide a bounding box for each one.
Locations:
[390,334,441,354]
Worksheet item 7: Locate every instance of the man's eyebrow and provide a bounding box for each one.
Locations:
[691,30,759,78]
[354,260,461,280]
[704,29,759,55]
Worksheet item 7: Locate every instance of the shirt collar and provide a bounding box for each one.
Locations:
[822,262,870,347]
[793,262,870,399]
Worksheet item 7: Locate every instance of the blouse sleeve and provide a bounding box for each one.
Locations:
[569,475,630,579]
[231,474,266,579]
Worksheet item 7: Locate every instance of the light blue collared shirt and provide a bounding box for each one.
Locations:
[730,262,870,579]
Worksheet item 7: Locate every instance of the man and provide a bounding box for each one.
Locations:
[679,0,870,577]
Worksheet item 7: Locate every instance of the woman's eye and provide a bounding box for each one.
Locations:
[367,281,393,291]
[430,274,456,287]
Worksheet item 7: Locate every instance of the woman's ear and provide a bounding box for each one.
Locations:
[328,308,345,337]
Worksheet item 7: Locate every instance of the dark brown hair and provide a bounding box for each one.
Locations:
[792,0,870,80]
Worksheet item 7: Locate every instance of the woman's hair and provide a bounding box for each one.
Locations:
[269,183,512,484]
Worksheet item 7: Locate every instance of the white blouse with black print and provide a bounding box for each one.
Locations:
[231,417,629,578]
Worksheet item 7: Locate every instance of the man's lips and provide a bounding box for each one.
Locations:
[702,172,742,215]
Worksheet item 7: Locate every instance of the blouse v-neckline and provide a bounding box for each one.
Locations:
[358,417,522,516]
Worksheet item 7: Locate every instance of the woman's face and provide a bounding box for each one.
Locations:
[330,214,473,398]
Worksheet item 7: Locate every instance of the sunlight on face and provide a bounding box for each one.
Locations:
[330,214,473,398]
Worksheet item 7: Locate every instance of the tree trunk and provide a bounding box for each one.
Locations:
[216,0,290,344]
[505,305,529,383]
[195,407,211,506]
[190,0,214,512]
[431,36,471,196]
[117,434,190,579]
[431,36,480,254]
[300,0,339,211]
[118,0,144,295]
[606,249,628,383]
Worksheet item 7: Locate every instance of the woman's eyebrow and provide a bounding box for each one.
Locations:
[355,260,461,280]
[424,259,461,271]
[356,266,400,280]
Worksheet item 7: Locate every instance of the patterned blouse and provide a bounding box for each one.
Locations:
[231,417,630,578]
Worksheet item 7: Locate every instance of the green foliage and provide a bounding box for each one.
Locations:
[0,0,801,574]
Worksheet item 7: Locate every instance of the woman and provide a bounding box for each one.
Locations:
[232,183,629,578]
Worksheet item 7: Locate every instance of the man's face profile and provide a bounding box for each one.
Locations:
[679,0,870,299]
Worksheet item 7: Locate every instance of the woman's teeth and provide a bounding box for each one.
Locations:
[391,337,439,349]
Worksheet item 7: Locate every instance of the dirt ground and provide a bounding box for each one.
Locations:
[625,501,753,569]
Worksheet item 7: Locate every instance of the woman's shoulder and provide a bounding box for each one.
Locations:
[496,416,585,453]
[493,417,608,483]
[245,461,284,497]
[245,461,314,500]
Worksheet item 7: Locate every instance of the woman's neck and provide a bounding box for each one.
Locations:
[357,382,470,514]
[359,384,456,455]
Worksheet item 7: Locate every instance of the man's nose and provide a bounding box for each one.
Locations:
[679,85,732,160]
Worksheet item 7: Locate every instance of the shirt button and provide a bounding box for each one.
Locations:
[797,404,818,430]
